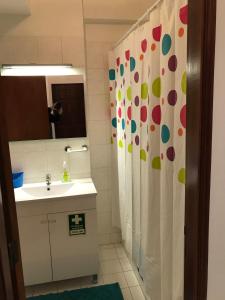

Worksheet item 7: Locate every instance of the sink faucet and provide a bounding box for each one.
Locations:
[46,174,51,191]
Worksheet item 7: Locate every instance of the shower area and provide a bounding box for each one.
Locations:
[108,0,187,299]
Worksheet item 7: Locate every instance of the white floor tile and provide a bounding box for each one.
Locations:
[101,259,123,274]
[124,271,139,287]
[100,247,117,261]
[103,272,127,288]
[121,287,133,300]
[100,244,115,249]
[32,282,58,296]
[119,257,133,272]
[130,286,145,300]
[116,247,127,259]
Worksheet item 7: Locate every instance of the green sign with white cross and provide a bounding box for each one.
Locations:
[68,213,86,235]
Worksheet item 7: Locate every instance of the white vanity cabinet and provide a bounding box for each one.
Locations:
[15,180,98,287]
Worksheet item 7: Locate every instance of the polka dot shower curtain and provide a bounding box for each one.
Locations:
[109,0,187,299]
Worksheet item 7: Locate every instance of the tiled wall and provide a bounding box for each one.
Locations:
[1,1,130,245]
[0,0,85,67]
[85,24,130,244]
[9,138,91,183]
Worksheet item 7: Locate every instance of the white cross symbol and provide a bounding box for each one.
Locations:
[72,215,82,225]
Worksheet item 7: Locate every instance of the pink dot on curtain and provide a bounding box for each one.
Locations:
[141,106,148,122]
[152,105,161,125]
[180,105,186,128]
[152,25,162,41]
[141,39,148,53]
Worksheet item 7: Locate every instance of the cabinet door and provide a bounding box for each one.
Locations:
[49,210,98,281]
[18,215,52,286]
[0,76,50,141]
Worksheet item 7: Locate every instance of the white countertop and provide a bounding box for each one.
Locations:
[14,178,97,203]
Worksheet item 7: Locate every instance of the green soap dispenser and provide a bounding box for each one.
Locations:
[62,160,70,182]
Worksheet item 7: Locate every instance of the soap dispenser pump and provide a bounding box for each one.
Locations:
[62,160,70,182]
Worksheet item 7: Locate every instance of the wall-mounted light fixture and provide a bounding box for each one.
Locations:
[0,64,79,76]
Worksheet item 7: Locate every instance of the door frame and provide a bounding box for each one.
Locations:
[0,1,218,299]
[0,98,25,300]
[184,0,217,300]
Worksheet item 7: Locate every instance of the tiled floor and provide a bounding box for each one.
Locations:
[25,243,145,300]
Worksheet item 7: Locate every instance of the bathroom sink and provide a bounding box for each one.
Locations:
[14,178,97,202]
[21,182,74,198]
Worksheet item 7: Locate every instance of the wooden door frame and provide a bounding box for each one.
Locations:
[0,1,217,299]
[0,97,25,300]
[185,0,217,300]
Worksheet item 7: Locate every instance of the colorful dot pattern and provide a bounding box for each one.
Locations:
[109,1,187,185]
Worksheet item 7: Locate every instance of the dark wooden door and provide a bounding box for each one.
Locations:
[0,93,25,300]
[0,76,50,141]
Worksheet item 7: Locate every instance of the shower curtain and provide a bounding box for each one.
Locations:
[109,0,187,299]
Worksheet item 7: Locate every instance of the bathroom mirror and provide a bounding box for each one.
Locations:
[0,74,87,141]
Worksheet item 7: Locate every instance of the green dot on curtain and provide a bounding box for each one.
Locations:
[162,34,172,55]
[117,90,122,101]
[128,144,133,153]
[127,86,132,101]
[152,156,161,169]
[130,57,136,72]
[152,77,161,98]
[109,69,116,80]
[178,168,186,184]
[119,139,124,148]
[131,120,137,133]
[120,64,124,76]
[141,83,148,99]
[181,71,187,95]
[140,149,147,161]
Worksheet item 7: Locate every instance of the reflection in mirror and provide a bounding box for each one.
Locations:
[46,76,86,139]
[0,74,87,141]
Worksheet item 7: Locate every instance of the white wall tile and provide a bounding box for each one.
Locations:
[90,145,111,168]
[97,211,112,234]
[10,151,47,181]
[0,36,38,64]
[92,168,110,191]
[62,36,85,68]
[88,121,109,145]
[88,94,110,121]
[98,233,111,245]
[96,190,111,212]
[37,36,62,64]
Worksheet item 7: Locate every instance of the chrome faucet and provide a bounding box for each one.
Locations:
[46,174,51,191]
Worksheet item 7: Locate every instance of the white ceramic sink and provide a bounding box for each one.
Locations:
[21,182,74,198]
[14,178,97,203]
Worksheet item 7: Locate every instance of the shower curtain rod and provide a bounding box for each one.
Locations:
[113,0,162,48]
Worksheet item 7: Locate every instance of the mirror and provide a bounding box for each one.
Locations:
[0,74,87,141]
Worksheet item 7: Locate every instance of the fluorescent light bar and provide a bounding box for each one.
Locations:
[1,64,79,76]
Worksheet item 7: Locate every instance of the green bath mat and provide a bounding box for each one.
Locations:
[27,283,124,300]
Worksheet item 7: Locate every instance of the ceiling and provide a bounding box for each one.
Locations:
[83,0,156,21]
[0,0,155,19]
[0,0,30,15]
